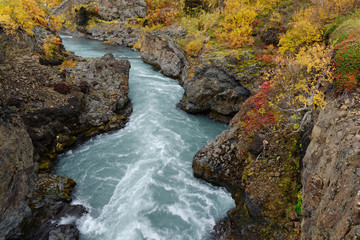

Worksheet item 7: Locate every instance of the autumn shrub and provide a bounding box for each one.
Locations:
[279,0,360,53]
[239,44,333,137]
[217,0,279,48]
[278,10,323,54]
[332,30,360,91]
[0,0,47,35]
[42,0,63,8]
[256,54,273,64]
[185,38,203,56]
[59,59,76,68]
[180,10,219,57]
[266,44,333,131]
[43,35,62,59]
[143,0,180,27]
[238,80,279,136]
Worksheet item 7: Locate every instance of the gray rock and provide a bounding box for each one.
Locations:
[0,30,132,240]
[96,0,147,21]
[48,225,79,240]
[302,95,360,239]
[71,0,147,21]
[179,67,250,117]
[9,174,87,240]
[0,116,35,240]
[67,53,132,129]
[87,21,143,47]
[141,32,188,84]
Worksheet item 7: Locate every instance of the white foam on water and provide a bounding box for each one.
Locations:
[77,215,108,236]
[58,216,77,225]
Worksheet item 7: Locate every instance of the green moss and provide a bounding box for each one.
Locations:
[326,8,360,44]
[74,2,98,13]
[86,17,119,30]
[295,188,302,216]
[39,159,51,171]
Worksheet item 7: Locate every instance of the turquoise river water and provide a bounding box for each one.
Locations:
[56,36,234,240]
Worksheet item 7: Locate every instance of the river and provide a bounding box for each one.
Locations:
[56,36,234,240]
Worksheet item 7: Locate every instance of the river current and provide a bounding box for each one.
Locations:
[56,36,234,240]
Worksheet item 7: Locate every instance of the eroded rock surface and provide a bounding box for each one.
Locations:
[74,0,147,21]
[178,51,264,123]
[66,52,132,129]
[0,116,34,240]
[179,67,250,122]
[141,32,188,83]
[7,174,86,240]
[193,108,302,239]
[87,21,143,47]
[302,92,360,239]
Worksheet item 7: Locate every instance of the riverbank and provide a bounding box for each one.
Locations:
[0,27,132,239]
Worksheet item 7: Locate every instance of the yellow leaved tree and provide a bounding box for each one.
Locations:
[217,0,279,48]
[279,0,360,53]
[265,44,333,132]
[0,0,48,35]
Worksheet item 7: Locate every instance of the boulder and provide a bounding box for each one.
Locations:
[67,53,132,130]
[97,0,147,21]
[141,32,188,84]
[7,174,87,240]
[178,50,265,123]
[179,67,250,120]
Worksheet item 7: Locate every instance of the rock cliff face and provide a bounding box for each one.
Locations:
[193,105,302,239]
[179,66,250,123]
[140,32,262,123]
[140,32,188,84]
[74,0,147,21]
[178,50,263,123]
[66,52,132,130]
[0,116,34,240]
[54,0,145,47]
[0,29,132,239]
[302,92,360,239]
[86,21,143,46]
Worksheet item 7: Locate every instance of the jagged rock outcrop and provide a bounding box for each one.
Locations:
[302,92,360,239]
[54,0,145,47]
[86,21,143,47]
[179,67,250,122]
[0,115,34,240]
[178,51,264,123]
[74,0,147,21]
[141,32,188,84]
[193,107,302,239]
[7,174,86,240]
[66,52,132,129]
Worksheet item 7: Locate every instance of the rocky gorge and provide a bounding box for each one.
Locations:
[1,0,360,239]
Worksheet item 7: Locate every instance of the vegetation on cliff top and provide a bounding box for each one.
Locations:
[0,0,64,35]
[142,0,359,122]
